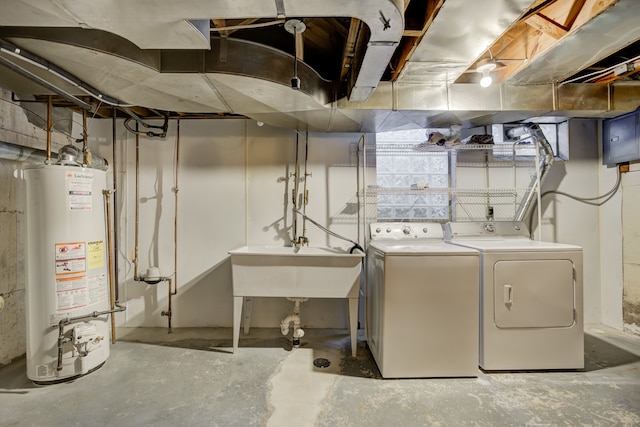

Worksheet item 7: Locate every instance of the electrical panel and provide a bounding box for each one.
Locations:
[603,111,640,165]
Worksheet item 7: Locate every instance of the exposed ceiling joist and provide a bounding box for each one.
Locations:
[389,0,445,81]
[458,0,626,85]
[340,18,362,81]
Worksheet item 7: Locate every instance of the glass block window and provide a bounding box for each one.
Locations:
[375,129,451,221]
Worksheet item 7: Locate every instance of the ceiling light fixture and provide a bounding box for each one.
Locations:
[475,49,528,88]
[476,58,497,88]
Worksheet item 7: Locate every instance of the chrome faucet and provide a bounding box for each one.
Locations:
[292,235,309,248]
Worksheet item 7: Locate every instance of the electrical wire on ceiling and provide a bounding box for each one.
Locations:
[560,53,640,85]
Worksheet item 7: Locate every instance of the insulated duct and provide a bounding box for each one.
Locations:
[0,140,108,170]
[0,0,405,102]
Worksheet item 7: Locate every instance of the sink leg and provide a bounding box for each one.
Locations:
[243,297,253,335]
[348,297,358,357]
[233,296,243,353]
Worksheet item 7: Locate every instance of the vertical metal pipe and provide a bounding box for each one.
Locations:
[356,135,362,245]
[103,189,117,344]
[292,132,300,244]
[46,96,52,164]
[171,119,180,332]
[134,125,140,279]
[82,106,88,165]
[111,111,119,301]
[362,135,368,247]
[301,131,309,242]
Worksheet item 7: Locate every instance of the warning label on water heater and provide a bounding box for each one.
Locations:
[87,240,104,270]
[53,242,107,313]
[66,171,93,211]
[56,276,89,311]
[55,242,86,273]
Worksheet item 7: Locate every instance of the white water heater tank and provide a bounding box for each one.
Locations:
[24,164,111,383]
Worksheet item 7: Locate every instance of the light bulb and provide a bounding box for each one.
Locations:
[480,72,492,88]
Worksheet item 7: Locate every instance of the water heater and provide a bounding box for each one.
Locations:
[24,164,111,383]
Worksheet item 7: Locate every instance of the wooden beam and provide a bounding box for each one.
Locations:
[390,0,445,80]
[525,13,568,40]
[571,0,620,29]
[295,32,304,61]
[563,0,588,30]
[226,18,260,36]
[340,18,362,81]
[403,29,424,37]
[211,19,228,37]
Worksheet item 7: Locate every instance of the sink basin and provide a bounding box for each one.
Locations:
[228,245,365,356]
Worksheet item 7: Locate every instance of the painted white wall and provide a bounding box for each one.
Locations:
[622,164,640,334]
[87,119,366,330]
[537,119,603,324]
[85,117,613,330]
[599,120,624,330]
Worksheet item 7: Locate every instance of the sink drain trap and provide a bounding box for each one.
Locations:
[313,358,331,368]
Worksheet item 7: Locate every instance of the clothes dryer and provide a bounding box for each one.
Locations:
[445,221,583,370]
[366,222,479,378]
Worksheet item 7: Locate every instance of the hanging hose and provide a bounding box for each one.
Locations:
[292,208,363,253]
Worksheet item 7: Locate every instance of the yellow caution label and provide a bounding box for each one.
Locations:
[87,240,104,270]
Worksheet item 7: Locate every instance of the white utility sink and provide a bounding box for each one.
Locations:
[228,245,364,356]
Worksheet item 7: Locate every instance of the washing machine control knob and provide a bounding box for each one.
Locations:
[422,227,428,234]
[376,227,382,233]
[483,223,496,233]
[386,227,392,233]
[402,226,412,235]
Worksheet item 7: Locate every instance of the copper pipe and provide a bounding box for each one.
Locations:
[111,111,120,301]
[301,131,309,242]
[102,189,117,344]
[291,132,300,244]
[172,119,180,329]
[82,107,88,165]
[162,120,181,333]
[160,278,175,332]
[46,96,52,164]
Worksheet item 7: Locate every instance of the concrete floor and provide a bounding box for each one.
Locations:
[1,324,639,427]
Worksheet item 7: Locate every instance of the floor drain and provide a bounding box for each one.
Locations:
[313,358,331,368]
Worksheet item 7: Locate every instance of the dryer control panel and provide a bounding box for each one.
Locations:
[445,221,530,241]
[369,222,444,240]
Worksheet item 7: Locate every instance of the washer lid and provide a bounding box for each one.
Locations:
[369,240,478,255]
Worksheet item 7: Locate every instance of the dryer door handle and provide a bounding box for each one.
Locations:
[504,284,513,306]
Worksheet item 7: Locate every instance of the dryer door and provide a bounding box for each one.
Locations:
[493,259,575,328]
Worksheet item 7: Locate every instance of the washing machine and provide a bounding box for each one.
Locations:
[365,222,480,378]
[445,221,584,371]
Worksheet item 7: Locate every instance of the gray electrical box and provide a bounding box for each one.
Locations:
[603,111,640,166]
